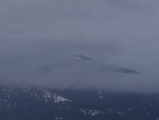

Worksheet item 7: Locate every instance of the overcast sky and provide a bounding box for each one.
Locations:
[0,0,159,92]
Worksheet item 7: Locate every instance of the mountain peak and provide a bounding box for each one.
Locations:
[74,54,93,61]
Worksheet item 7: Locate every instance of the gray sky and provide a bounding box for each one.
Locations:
[0,0,159,92]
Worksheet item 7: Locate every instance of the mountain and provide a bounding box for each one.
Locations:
[72,54,139,74]
[0,86,159,120]
[34,54,139,74]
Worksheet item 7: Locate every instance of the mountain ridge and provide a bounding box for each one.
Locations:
[0,86,159,120]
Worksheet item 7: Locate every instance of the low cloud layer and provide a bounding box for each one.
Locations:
[0,0,159,92]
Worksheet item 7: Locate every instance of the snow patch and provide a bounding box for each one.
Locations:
[80,108,103,116]
[42,90,72,103]
[53,94,72,103]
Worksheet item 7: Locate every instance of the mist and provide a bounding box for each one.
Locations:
[0,0,159,92]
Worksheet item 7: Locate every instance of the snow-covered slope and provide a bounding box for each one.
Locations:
[42,90,72,103]
[1,86,159,120]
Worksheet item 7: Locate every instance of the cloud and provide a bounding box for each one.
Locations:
[0,0,159,92]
